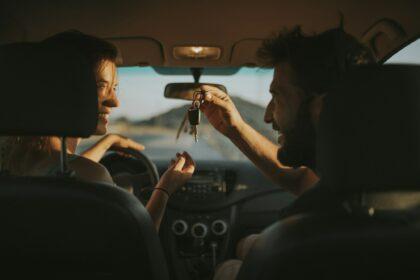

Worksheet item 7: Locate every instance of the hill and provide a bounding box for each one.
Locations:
[132,96,275,141]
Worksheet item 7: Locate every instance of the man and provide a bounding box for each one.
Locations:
[201,26,375,280]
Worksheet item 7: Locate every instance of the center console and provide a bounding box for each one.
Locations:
[162,169,237,280]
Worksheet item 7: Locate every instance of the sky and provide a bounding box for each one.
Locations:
[112,39,420,122]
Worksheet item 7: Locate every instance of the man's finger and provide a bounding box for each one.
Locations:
[202,93,229,109]
[201,85,228,100]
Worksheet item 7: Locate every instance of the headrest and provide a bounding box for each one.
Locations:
[0,42,97,137]
[317,64,420,192]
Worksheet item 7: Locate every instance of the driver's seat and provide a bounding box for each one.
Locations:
[0,42,169,279]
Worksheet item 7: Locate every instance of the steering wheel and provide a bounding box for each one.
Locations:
[100,149,159,203]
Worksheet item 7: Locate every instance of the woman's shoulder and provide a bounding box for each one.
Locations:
[68,155,114,185]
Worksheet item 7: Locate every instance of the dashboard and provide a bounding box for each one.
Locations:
[153,160,294,210]
[104,155,295,280]
[153,160,295,280]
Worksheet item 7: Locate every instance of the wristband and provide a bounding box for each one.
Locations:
[154,187,170,198]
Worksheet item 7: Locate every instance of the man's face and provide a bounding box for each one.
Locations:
[95,60,119,135]
[265,63,303,146]
[264,63,317,168]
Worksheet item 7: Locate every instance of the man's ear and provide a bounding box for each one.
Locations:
[310,94,326,127]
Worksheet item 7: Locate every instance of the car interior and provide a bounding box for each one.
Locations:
[0,0,420,279]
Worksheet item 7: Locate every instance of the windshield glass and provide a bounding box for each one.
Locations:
[79,67,276,161]
[385,38,420,64]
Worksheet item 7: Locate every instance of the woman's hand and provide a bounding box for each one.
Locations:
[81,134,145,162]
[155,151,195,196]
[146,151,195,231]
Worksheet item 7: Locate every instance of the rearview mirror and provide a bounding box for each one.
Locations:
[164,83,227,101]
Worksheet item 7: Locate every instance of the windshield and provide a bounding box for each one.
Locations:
[79,67,276,161]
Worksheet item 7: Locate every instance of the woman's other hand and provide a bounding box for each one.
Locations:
[155,151,195,196]
[81,134,145,162]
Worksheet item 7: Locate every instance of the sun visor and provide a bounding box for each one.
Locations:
[230,39,263,67]
[108,37,164,66]
[0,42,98,137]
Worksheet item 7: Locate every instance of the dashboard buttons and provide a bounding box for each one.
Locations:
[211,220,228,236]
[191,223,208,238]
[172,220,188,236]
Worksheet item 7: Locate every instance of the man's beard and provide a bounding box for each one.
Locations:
[277,97,317,170]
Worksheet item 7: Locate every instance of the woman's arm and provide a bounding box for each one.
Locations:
[81,134,145,162]
[145,152,195,231]
[72,152,195,231]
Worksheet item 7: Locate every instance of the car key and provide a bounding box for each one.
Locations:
[188,99,201,142]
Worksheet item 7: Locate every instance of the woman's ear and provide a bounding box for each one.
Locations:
[310,94,326,127]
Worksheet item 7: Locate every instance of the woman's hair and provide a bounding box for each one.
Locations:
[2,31,118,175]
[41,30,118,74]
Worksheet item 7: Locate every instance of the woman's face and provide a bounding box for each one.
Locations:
[95,60,119,135]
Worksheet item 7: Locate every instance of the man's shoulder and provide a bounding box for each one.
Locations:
[279,182,344,219]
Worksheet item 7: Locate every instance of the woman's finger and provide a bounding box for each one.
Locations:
[181,152,195,173]
[127,139,145,151]
[116,151,132,158]
[174,154,186,171]
[182,151,195,167]
[183,164,195,174]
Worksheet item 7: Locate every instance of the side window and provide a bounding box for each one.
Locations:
[385,39,420,64]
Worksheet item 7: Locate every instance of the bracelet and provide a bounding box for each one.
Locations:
[154,187,170,198]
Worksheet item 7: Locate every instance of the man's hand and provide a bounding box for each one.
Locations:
[156,151,195,195]
[200,85,245,138]
[199,87,318,195]
[81,134,145,162]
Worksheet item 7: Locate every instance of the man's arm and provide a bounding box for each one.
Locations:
[230,121,318,196]
[200,85,318,196]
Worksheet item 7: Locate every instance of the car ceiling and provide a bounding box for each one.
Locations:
[1,0,419,67]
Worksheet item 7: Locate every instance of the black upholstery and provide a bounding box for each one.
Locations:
[0,176,169,279]
[317,64,420,191]
[237,65,420,280]
[0,41,169,279]
[237,210,420,280]
[0,42,97,137]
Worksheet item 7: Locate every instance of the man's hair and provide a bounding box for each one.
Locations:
[257,26,376,95]
[41,30,118,72]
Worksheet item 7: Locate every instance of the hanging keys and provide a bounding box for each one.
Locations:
[188,99,201,142]
[175,90,202,142]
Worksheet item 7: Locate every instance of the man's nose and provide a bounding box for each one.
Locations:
[264,99,274,123]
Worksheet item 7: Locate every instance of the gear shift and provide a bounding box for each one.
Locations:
[210,241,218,268]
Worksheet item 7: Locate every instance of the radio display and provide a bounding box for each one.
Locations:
[177,170,227,197]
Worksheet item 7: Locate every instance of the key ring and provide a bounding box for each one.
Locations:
[191,90,203,109]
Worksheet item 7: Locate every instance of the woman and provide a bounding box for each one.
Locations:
[1,31,195,230]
